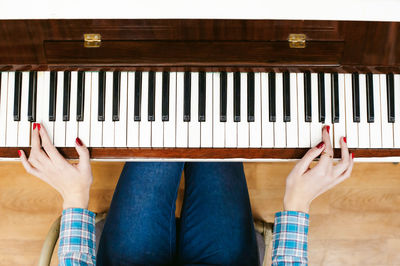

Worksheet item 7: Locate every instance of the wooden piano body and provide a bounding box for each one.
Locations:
[0,19,399,160]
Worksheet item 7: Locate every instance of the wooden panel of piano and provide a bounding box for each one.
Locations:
[0,19,399,160]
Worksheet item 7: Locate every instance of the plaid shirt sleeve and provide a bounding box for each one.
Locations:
[58,208,96,266]
[271,211,309,266]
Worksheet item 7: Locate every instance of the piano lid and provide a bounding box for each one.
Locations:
[1,0,400,22]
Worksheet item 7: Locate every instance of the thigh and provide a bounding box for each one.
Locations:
[97,162,184,266]
[177,162,259,266]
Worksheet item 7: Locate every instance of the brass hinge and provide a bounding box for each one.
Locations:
[84,33,101,48]
[288,34,306,48]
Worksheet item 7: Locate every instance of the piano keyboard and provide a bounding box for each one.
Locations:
[1,70,400,152]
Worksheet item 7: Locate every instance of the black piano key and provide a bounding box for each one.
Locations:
[161,71,170,121]
[233,71,241,122]
[304,71,312,122]
[76,71,85,121]
[247,72,255,122]
[198,71,206,122]
[331,73,339,123]
[148,71,155,121]
[352,73,360,123]
[268,72,276,122]
[27,71,37,122]
[366,73,374,123]
[98,71,106,121]
[134,71,142,121]
[63,71,71,121]
[220,71,227,122]
[183,71,191,122]
[387,73,395,123]
[112,71,121,121]
[283,71,290,122]
[13,71,22,121]
[49,71,57,121]
[318,72,326,123]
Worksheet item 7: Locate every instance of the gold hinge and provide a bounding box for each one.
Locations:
[84,33,101,48]
[288,34,306,48]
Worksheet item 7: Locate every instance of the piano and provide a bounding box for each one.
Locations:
[0,19,399,160]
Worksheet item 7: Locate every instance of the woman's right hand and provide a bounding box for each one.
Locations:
[283,125,354,213]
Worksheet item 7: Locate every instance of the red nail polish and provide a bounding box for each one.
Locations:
[343,137,347,143]
[18,150,22,157]
[33,123,36,130]
[76,137,83,146]
[316,141,324,149]
[351,153,354,159]
[326,125,330,134]
[37,123,41,131]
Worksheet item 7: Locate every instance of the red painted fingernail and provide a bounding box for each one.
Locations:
[37,123,41,131]
[18,150,22,157]
[316,141,324,149]
[343,137,347,143]
[33,123,36,130]
[351,153,354,159]
[326,125,330,134]
[76,137,83,146]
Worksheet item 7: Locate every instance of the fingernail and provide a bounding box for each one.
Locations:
[343,137,347,143]
[316,141,324,149]
[76,137,83,146]
[326,125,330,134]
[351,153,354,159]
[18,150,22,157]
[37,123,41,131]
[33,123,36,130]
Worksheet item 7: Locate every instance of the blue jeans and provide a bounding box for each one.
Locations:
[97,162,258,266]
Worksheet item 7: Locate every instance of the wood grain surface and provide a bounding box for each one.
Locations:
[0,161,399,265]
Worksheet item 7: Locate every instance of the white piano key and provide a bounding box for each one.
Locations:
[380,74,393,148]
[250,72,261,147]
[65,71,78,147]
[297,73,311,147]
[324,73,334,145]
[90,72,103,147]
[164,72,176,148]
[261,73,274,148]
[188,72,200,147]
[310,73,322,147]
[152,72,164,147]
[344,73,358,148]
[370,74,382,148]
[286,73,298,148]
[200,72,213,147]
[54,71,66,147]
[334,74,346,148]
[77,72,92,146]
[176,72,188,147]
[5,72,18,147]
[358,74,370,148]
[41,71,54,143]
[102,72,114,147]
[114,72,127,147]
[18,72,31,147]
[213,72,225,148]
[237,73,249,148]
[127,72,139,147]
[274,73,286,148]
[225,72,237,147]
[394,74,400,148]
[0,72,8,146]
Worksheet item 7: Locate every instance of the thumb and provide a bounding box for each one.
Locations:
[296,141,325,173]
[74,137,90,171]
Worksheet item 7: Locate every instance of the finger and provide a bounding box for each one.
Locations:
[39,123,64,163]
[329,153,354,190]
[295,141,325,173]
[30,123,49,163]
[75,137,91,172]
[19,149,41,177]
[319,125,333,165]
[333,136,350,177]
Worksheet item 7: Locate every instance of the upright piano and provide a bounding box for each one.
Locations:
[0,18,399,160]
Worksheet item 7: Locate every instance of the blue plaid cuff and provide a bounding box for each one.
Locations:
[58,208,96,265]
[272,211,309,265]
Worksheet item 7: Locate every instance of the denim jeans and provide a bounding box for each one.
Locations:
[97,162,258,266]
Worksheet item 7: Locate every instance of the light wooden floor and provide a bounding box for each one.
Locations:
[0,161,399,265]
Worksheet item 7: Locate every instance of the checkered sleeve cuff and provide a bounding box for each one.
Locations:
[58,208,96,265]
[272,211,309,265]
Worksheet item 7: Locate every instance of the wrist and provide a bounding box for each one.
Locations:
[283,197,310,213]
[62,192,89,210]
